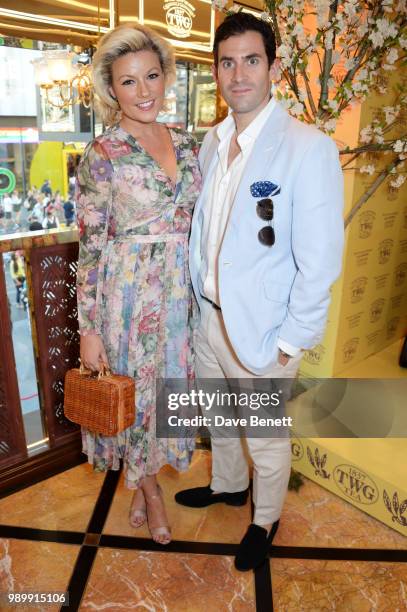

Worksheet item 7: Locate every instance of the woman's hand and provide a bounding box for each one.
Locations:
[80,334,109,372]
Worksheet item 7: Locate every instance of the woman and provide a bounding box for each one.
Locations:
[10,190,22,225]
[76,23,201,545]
[9,252,26,309]
[42,206,60,229]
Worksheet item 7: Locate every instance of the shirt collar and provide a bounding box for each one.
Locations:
[216,113,235,145]
[216,95,277,149]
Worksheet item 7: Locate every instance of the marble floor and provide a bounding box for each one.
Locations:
[0,451,406,611]
[0,340,406,611]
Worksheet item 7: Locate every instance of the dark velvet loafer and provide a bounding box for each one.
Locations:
[175,485,249,508]
[234,521,279,572]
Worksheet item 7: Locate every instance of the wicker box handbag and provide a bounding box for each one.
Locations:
[64,365,135,435]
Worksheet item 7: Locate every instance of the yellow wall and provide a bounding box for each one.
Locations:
[29,142,85,198]
[300,73,407,377]
[29,142,65,195]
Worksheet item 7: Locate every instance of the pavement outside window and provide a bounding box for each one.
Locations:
[3,251,46,453]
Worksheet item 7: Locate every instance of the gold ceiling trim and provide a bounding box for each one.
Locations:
[0,21,99,41]
[41,0,110,15]
[1,2,213,57]
[0,8,110,33]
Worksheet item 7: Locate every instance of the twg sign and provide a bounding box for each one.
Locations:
[141,0,214,53]
[334,464,379,505]
[164,0,196,38]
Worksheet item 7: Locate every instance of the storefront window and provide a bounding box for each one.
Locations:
[159,62,217,138]
[40,86,75,133]
[159,63,189,128]
[188,64,217,139]
[0,135,38,195]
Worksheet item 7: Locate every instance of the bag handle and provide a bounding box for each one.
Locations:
[98,363,112,379]
[79,363,111,379]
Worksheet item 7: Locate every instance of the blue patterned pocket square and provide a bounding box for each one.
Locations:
[250,181,281,198]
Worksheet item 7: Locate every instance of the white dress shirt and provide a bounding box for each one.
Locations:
[200,96,300,357]
[3,195,12,213]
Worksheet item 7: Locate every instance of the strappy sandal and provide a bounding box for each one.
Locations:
[145,485,171,545]
[129,488,147,528]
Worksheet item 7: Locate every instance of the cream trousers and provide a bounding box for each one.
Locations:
[195,300,302,525]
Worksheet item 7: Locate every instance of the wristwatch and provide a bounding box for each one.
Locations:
[278,349,292,359]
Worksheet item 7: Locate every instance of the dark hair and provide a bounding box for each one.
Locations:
[213,12,276,68]
[11,253,18,274]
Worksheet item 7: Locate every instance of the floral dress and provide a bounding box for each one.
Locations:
[75,125,202,488]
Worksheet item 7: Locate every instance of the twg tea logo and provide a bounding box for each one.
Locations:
[342,337,359,363]
[387,316,400,339]
[394,262,407,287]
[358,210,375,239]
[378,239,394,264]
[291,435,304,461]
[350,277,368,303]
[331,59,347,84]
[387,182,399,200]
[334,465,378,505]
[306,446,330,479]
[383,490,407,527]
[369,298,385,323]
[374,73,390,92]
[303,343,325,365]
[164,0,196,38]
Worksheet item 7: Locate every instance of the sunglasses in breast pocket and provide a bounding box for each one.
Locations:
[256,198,275,247]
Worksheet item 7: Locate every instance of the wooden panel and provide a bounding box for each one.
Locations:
[0,437,85,498]
[0,255,27,467]
[30,243,81,446]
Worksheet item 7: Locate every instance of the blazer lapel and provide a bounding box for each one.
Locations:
[193,103,290,259]
[233,103,290,207]
[194,133,218,218]
[190,130,219,280]
[197,104,289,218]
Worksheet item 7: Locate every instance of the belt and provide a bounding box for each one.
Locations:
[202,296,221,311]
[109,231,187,243]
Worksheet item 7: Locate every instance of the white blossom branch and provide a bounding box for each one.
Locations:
[344,156,404,227]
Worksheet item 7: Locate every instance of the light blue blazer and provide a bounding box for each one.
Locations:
[189,102,344,375]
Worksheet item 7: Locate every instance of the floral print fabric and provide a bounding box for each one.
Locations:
[75,125,202,487]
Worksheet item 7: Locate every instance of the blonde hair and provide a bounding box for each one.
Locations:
[92,23,176,126]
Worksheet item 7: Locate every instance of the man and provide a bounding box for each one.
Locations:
[3,192,13,221]
[40,179,52,197]
[28,213,43,232]
[10,190,22,225]
[175,12,344,571]
[63,197,75,227]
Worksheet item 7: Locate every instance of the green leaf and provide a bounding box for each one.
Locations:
[383,489,393,514]
[288,469,305,492]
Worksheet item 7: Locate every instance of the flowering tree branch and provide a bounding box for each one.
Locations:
[341,137,407,156]
[319,0,339,112]
[344,156,404,227]
[212,0,407,224]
